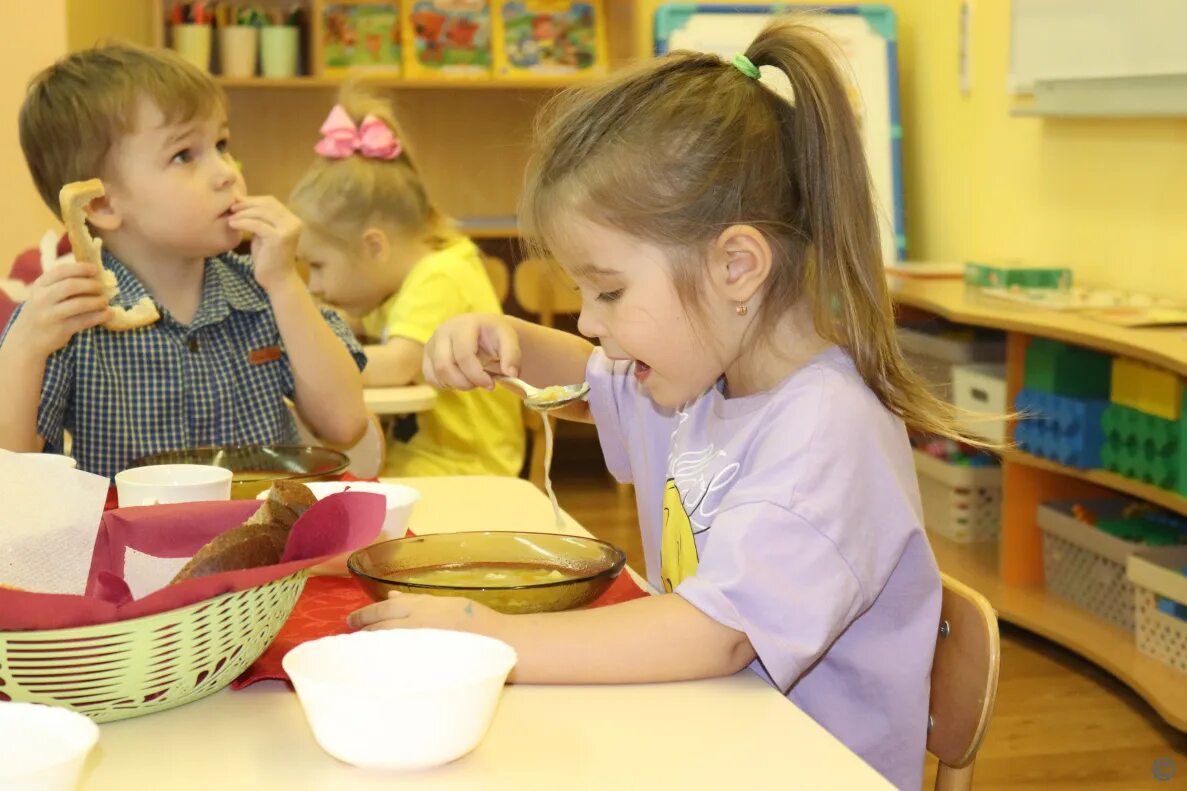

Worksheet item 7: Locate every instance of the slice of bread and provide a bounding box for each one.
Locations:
[169,482,316,584]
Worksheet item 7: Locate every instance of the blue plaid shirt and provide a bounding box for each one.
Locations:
[0,250,366,479]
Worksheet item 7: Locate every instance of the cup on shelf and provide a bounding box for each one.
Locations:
[172,23,213,72]
[219,25,259,78]
[260,25,300,78]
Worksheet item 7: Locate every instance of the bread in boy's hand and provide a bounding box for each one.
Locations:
[169,481,316,584]
[57,179,160,332]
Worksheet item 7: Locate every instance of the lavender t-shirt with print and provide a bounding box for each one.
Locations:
[586,346,941,791]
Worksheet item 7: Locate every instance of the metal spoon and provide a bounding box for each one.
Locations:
[496,376,590,411]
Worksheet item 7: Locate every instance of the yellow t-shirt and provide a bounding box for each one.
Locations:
[362,238,524,478]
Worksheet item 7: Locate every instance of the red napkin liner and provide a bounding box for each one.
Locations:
[0,493,385,631]
[233,541,649,688]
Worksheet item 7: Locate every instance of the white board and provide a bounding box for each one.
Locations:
[1010,0,1187,93]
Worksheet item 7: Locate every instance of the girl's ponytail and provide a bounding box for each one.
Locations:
[749,21,977,444]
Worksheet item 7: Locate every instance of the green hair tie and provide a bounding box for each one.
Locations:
[732,53,760,80]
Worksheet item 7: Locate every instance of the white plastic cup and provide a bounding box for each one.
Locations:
[260,25,299,78]
[0,702,99,791]
[114,464,232,508]
[219,26,259,78]
[172,24,213,72]
[21,453,77,470]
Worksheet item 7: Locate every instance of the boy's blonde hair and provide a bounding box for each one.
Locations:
[19,43,226,219]
[523,19,979,444]
[289,85,452,246]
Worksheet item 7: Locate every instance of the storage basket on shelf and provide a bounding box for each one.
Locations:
[913,449,1002,543]
[0,572,307,723]
[1039,501,1187,633]
[897,323,1005,402]
[1128,547,1187,675]
[951,362,1008,444]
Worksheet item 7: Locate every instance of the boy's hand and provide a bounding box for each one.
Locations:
[8,262,112,358]
[423,313,521,391]
[227,196,302,293]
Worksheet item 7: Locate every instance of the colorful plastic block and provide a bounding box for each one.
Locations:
[1096,518,1184,546]
[1100,404,1186,493]
[964,262,1072,290]
[1110,357,1183,421]
[1023,338,1112,398]
[1014,389,1108,468]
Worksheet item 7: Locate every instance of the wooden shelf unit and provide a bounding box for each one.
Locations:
[1002,449,1187,519]
[144,1,650,222]
[893,275,1187,731]
[212,75,601,90]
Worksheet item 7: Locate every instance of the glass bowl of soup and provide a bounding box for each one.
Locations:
[129,445,350,499]
[347,531,627,614]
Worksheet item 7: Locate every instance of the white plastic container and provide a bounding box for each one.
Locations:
[952,362,1009,443]
[0,702,99,791]
[897,324,1006,401]
[1128,547,1187,674]
[284,629,517,770]
[1039,501,1187,633]
[258,481,419,541]
[913,449,1002,543]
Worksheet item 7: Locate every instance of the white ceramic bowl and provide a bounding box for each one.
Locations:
[283,629,516,771]
[259,481,420,540]
[0,702,100,791]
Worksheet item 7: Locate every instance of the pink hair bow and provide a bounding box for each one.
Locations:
[314,104,402,160]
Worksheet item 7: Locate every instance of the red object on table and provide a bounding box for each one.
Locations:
[233,540,649,689]
[0,494,384,631]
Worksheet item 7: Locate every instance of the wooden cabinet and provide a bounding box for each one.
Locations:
[893,276,1187,731]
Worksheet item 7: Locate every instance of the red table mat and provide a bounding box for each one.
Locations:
[233,565,650,688]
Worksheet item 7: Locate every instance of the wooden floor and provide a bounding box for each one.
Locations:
[550,450,1187,791]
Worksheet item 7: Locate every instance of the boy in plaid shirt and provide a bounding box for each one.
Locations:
[0,44,368,478]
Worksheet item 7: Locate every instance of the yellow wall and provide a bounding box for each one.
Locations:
[901,0,1187,302]
[67,0,153,51]
[0,2,67,276]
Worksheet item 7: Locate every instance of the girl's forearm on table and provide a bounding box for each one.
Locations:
[494,592,756,684]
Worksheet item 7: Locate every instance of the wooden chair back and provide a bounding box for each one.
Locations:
[512,256,581,328]
[483,255,510,305]
[928,573,1001,791]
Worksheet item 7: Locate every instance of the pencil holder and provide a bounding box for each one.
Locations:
[260,25,300,78]
[172,24,213,71]
[220,25,259,78]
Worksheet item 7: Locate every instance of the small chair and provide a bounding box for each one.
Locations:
[512,256,582,327]
[483,255,511,305]
[511,258,585,488]
[928,573,1001,791]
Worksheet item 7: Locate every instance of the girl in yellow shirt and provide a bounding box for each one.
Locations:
[289,87,524,477]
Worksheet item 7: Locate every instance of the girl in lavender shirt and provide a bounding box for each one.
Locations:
[350,20,974,790]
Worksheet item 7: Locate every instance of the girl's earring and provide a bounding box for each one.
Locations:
[736,302,749,317]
